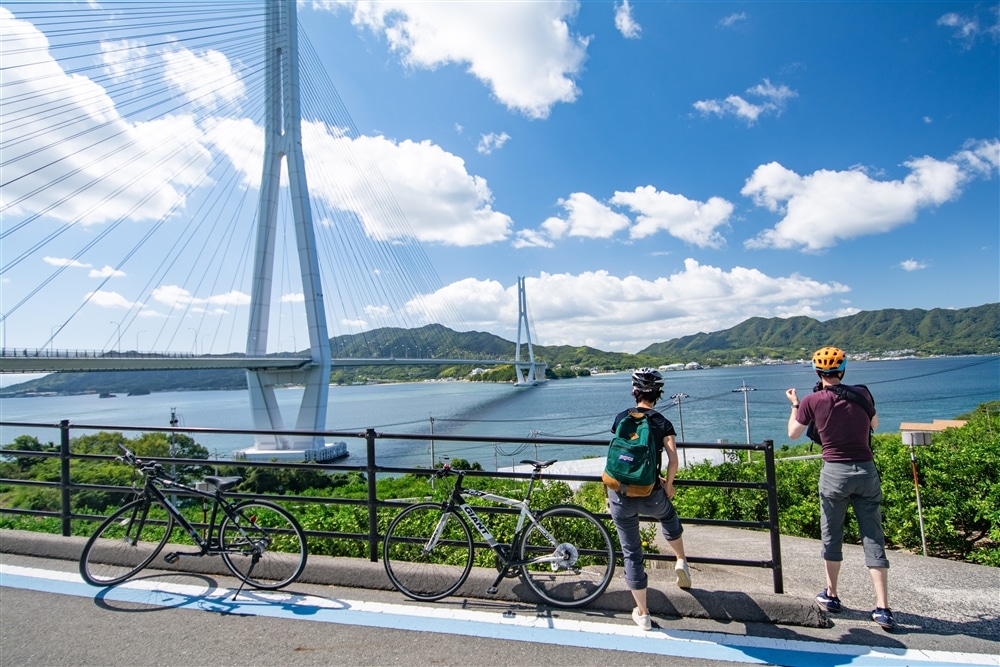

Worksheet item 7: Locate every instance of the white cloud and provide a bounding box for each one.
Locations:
[937,9,1000,46]
[477,131,510,155]
[307,126,513,246]
[89,266,126,278]
[404,264,851,351]
[611,186,733,247]
[161,47,246,111]
[614,1,641,39]
[0,9,215,225]
[151,285,250,307]
[900,259,927,271]
[744,140,999,251]
[512,228,555,249]
[207,117,513,246]
[541,192,631,240]
[85,290,137,309]
[43,257,89,268]
[693,78,797,125]
[518,187,733,249]
[101,39,148,82]
[720,12,748,28]
[321,0,589,119]
[281,293,305,303]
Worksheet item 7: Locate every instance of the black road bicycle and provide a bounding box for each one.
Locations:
[79,445,307,592]
[383,460,615,608]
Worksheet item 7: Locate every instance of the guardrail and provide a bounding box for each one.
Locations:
[0,419,785,593]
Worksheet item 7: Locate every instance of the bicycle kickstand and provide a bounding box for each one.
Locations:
[487,565,512,596]
[231,553,260,601]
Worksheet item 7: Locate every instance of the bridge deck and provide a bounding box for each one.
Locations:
[0,354,530,373]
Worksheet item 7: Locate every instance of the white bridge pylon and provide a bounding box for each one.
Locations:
[514,276,544,386]
[244,0,330,456]
[240,3,544,457]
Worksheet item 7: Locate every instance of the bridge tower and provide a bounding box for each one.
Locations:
[240,0,333,459]
[514,276,542,386]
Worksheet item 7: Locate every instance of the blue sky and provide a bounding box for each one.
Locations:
[1,1,998,360]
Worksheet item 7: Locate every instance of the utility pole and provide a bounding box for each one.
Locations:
[671,393,689,466]
[732,381,756,462]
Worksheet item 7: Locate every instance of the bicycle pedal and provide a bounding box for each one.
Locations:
[487,586,498,595]
[163,552,179,564]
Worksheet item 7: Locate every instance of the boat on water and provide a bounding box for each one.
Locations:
[98,392,116,398]
[127,388,150,396]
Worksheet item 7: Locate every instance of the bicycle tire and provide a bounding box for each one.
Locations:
[79,497,174,586]
[383,503,473,602]
[219,500,307,590]
[518,503,616,608]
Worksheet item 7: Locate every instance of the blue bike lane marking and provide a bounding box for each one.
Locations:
[1,565,994,667]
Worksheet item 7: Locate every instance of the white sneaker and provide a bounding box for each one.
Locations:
[675,560,691,589]
[631,607,652,631]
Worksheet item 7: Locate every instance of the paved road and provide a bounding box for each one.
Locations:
[2,528,997,666]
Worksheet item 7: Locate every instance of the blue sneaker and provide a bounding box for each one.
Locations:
[871,607,895,631]
[815,588,842,613]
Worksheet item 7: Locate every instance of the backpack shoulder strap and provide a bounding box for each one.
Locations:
[825,384,875,419]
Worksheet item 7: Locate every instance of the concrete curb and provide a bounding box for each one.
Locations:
[0,528,827,627]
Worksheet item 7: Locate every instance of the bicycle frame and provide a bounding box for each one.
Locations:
[435,469,564,585]
[128,469,243,558]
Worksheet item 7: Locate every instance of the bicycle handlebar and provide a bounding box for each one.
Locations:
[114,444,175,481]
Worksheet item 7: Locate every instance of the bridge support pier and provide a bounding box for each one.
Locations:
[241,0,331,458]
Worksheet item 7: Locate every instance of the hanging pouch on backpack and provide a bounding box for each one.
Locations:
[603,410,657,497]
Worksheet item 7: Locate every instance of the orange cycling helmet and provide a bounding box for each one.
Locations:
[812,346,847,373]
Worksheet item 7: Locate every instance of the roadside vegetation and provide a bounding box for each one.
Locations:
[2,402,997,566]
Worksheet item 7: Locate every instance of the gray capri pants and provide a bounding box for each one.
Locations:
[607,486,683,591]
[818,460,890,569]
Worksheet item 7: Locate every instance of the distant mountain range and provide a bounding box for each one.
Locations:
[3,303,996,396]
[639,303,999,365]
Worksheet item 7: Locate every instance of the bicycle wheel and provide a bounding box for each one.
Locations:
[219,500,307,590]
[518,504,615,608]
[383,503,473,601]
[80,497,174,586]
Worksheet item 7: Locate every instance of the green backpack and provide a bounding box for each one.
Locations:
[602,410,658,497]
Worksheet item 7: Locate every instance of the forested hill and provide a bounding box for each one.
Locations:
[2,304,996,396]
[639,303,999,365]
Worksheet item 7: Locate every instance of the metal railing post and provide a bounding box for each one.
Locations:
[365,428,379,562]
[763,439,783,593]
[59,419,71,536]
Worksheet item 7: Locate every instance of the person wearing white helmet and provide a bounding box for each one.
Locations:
[609,368,691,631]
[786,347,894,631]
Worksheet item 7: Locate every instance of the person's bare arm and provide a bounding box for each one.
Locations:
[660,434,679,499]
[786,388,806,439]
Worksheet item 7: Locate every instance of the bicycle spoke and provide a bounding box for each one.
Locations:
[383,504,473,602]
[79,499,174,586]
[519,504,615,608]
[219,501,307,590]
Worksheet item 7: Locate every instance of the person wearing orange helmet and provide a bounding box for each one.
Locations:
[785,347,894,631]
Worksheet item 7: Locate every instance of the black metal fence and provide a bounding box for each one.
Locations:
[0,419,784,593]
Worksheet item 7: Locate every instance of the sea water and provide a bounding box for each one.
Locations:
[1,356,996,471]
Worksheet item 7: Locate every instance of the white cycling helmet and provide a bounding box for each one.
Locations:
[631,367,664,391]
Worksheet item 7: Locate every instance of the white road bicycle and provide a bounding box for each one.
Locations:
[382,460,615,608]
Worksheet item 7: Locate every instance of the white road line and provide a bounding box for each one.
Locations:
[1,564,995,667]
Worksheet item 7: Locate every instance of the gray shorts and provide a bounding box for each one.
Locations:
[818,461,889,568]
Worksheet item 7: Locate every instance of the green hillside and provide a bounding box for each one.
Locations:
[2,304,995,395]
[640,303,1000,366]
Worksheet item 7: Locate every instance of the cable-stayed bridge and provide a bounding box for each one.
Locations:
[0,1,544,460]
